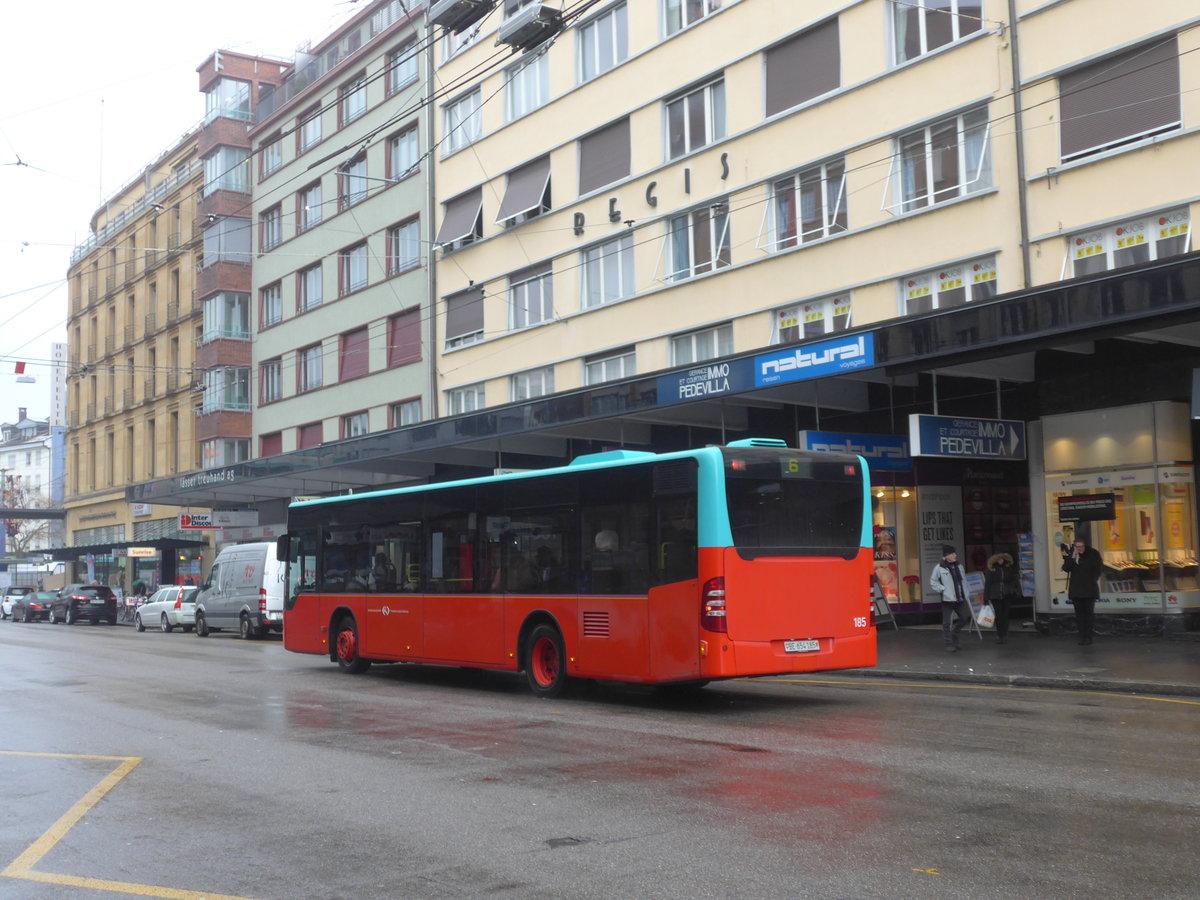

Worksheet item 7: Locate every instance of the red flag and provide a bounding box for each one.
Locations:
[14,362,25,374]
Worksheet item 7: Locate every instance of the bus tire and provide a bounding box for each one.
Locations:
[525,624,567,698]
[195,612,210,637]
[334,617,371,674]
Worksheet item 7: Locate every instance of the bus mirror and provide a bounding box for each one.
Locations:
[275,534,290,562]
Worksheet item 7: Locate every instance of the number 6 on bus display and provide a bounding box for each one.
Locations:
[278,438,876,697]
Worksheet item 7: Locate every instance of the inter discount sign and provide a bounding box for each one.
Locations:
[908,414,1026,460]
[178,513,214,530]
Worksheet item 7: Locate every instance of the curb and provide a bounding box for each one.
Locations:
[848,667,1200,698]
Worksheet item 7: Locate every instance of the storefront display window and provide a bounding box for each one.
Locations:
[1045,467,1197,613]
[872,487,918,606]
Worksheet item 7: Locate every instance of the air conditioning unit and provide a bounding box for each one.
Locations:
[429,0,495,34]
[496,2,562,51]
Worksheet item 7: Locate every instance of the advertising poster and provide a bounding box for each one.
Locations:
[918,486,963,605]
[873,526,898,600]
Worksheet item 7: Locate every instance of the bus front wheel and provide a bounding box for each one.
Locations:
[525,624,567,698]
[334,617,371,674]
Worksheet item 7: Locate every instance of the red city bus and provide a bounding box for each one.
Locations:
[279,439,875,696]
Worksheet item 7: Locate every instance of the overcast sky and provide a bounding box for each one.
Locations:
[0,0,360,422]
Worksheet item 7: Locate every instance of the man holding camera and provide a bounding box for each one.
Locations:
[1061,538,1103,645]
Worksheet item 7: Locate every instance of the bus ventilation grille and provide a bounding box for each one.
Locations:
[582,611,611,638]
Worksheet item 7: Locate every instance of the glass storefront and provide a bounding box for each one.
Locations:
[1045,466,1198,613]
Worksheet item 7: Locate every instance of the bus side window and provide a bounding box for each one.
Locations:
[656,499,697,584]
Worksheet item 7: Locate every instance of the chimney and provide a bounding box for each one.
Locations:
[18,407,26,422]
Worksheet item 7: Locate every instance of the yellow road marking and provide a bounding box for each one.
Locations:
[1,750,258,899]
[913,867,941,875]
[774,678,1200,706]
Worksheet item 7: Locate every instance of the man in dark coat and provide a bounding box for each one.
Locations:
[1061,539,1103,645]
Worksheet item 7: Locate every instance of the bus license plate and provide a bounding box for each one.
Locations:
[784,639,820,653]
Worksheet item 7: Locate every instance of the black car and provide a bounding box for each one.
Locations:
[48,584,118,626]
[11,590,58,623]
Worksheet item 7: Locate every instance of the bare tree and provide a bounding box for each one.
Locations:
[4,481,51,555]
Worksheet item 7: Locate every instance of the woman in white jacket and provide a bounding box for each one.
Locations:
[929,545,969,651]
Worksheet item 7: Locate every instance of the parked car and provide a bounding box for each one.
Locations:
[10,591,57,623]
[195,542,285,639]
[135,585,198,633]
[48,585,118,626]
[2,586,35,619]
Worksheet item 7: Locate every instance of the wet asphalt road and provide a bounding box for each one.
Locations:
[0,619,1196,900]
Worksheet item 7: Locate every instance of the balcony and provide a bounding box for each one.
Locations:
[144,377,156,399]
[167,300,180,323]
[122,388,135,409]
[105,273,117,296]
[144,249,159,270]
[85,402,96,422]
[103,335,116,356]
[87,285,97,305]
[145,312,158,334]
[86,344,96,364]
[103,397,115,417]
[68,410,79,428]
[124,261,137,284]
[124,324,136,347]
[167,232,181,254]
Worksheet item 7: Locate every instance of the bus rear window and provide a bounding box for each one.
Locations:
[722,449,863,558]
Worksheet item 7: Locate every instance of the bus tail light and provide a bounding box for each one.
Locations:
[701,577,727,633]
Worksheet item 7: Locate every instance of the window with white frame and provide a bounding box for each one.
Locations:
[773,295,851,344]
[203,291,249,341]
[506,52,549,121]
[389,126,419,179]
[585,347,636,384]
[666,78,725,160]
[204,78,250,122]
[203,147,249,195]
[202,366,250,411]
[299,182,323,231]
[262,137,283,176]
[671,323,733,366]
[388,219,420,274]
[664,0,722,36]
[299,263,323,312]
[201,439,249,470]
[340,242,369,295]
[387,42,418,93]
[260,283,282,328]
[446,383,485,415]
[299,344,323,392]
[260,359,281,404]
[582,234,634,307]
[392,398,421,427]
[341,75,367,124]
[511,367,554,401]
[299,107,322,151]
[770,158,847,250]
[445,287,484,349]
[1068,208,1191,279]
[901,256,997,315]
[342,411,369,438]
[892,0,983,65]
[444,90,482,153]
[260,205,282,251]
[580,3,628,82]
[667,201,731,282]
[339,155,368,209]
[509,264,554,330]
[893,106,991,214]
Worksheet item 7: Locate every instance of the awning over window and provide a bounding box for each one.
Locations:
[495,156,551,222]
[49,538,207,562]
[578,117,631,195]
[435,188,483,245]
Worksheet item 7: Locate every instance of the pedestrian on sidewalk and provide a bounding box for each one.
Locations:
[984,552,1020,644]
[931,546,970,652]
[1061,538,1102,645]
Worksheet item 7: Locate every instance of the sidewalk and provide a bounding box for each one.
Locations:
[851,623,1200,697]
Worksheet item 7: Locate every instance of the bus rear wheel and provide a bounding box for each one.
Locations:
[334,617,371,674]
[525,624,567,698]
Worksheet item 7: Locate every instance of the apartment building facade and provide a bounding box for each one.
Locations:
[246,0,433,485]
[63,131,215,590]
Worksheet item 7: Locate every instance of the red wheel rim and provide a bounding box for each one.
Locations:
[336,628,357,663]
[531,636,559,686]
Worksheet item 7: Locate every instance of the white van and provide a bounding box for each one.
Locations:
[194,542,285,639]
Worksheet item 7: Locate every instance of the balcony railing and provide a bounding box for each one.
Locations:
[123,388,135,409]
[103,397,115,417]
[105,273,117,295]
[85,402,96,421]
[145,312,158,333]
[124,324,136,346]
[124,261,137,283]
[144,377,156,399]
[144,249,159,270]
[104,335,116,356]
[167,232,181,253]
[87,285,97,304]
[167,300,180,323]
[68,410,79,428]
[86,344,96,364]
